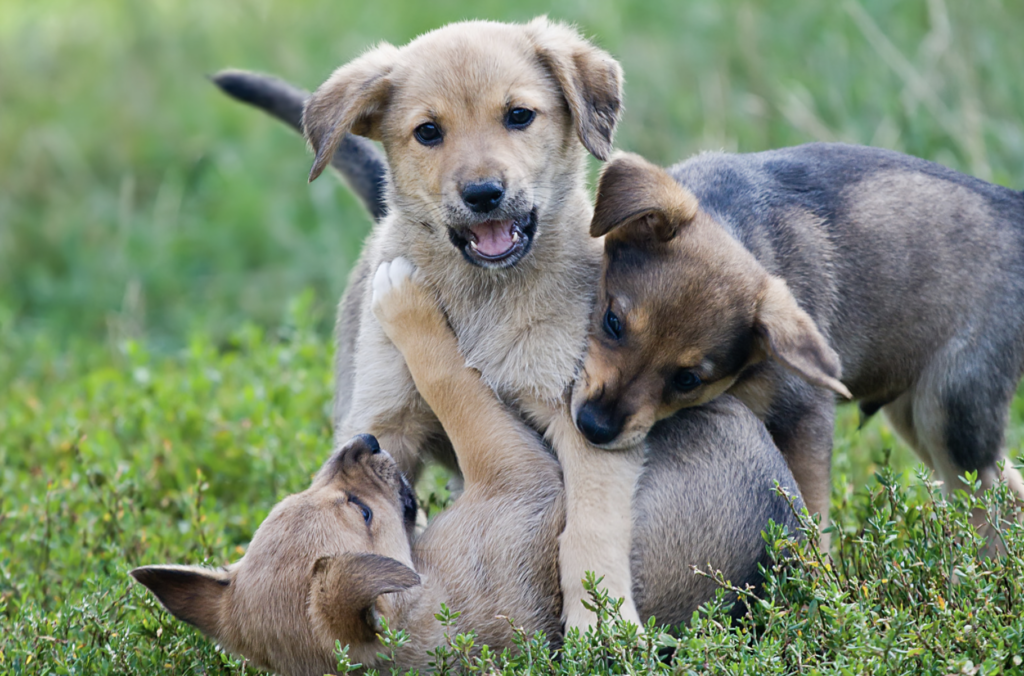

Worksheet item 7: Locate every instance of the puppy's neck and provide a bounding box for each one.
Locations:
[431,185,601,404]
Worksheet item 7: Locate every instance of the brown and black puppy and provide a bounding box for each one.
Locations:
[573,146,1024,536]
[132,258,802,676]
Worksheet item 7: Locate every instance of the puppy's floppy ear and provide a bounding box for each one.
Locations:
[303,43,399,182]
[307,553,420,643]
[130,565,231,639]
[525,17,623,160]
[754,276,853,399]
[591,152,700,242]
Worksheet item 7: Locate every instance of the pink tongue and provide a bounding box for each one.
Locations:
[469,220,514,257]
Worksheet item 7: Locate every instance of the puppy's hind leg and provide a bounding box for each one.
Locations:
[909,345,1024,552]
[881,390,934,469]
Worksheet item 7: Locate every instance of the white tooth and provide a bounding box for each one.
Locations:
[512,231,520,243]
[469,241,478,250]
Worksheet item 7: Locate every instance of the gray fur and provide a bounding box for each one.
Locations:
[633,396,801,623]
[671,142,1024,489]
[210,69,393,436]
[210,69,389,221]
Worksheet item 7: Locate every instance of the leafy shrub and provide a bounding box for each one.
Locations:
[3,298,1023,674]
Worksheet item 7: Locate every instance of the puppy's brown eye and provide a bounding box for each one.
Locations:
[505,107,535,130]
[414,122,443,146]
[673,369,702,393]
[603,307,623,340]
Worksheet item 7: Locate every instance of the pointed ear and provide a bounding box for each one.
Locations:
[130,565,230,639]
[591,152,699,242]
[307,553,420,643]
[302,43,399,182]
[754,276,853,399]
[525,17,623,160]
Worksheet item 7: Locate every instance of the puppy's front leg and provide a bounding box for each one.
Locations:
[764,381,836,548]
[371,258,544,488]
[547,412,645,629]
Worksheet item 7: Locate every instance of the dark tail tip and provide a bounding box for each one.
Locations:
[210,69,389,222]
[210,69,308,131]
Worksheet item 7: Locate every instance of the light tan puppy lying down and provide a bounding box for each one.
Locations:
[131,258,802,676]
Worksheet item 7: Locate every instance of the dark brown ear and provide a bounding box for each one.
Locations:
[754,276,853,399]
[525,17,623,160]
[302,44,399,182]
[591,152,700,242]
[130,565,230,639]
[307,553,420,643]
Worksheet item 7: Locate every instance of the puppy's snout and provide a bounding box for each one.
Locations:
[461,181,505,213]
[575,401,624,446]
[337,434,381,467]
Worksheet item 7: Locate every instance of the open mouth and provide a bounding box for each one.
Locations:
[398,473,418,528]
[448,209,537,268]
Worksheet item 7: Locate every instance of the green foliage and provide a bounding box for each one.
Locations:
[4,299,1024,673]
[0,296,333,674]
[334,476,1024,676]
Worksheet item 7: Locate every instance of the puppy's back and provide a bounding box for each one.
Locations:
[667,142,1024,396]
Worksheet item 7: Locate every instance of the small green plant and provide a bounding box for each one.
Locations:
[331,641,362,675]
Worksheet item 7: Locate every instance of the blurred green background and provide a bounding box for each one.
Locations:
[3,0,1023,351]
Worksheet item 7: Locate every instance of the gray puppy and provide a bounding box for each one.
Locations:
[572,146,1024,542]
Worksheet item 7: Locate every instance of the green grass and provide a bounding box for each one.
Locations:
[2,304,1023,674]
[3,0,1024,673]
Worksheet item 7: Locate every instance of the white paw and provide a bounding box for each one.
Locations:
[371,257,416,306]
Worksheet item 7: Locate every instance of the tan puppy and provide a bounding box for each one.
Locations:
[303,18,640,626]
[572,147,1024,536]
[132,258,802,676]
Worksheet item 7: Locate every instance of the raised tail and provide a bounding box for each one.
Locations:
[210,69,388,222]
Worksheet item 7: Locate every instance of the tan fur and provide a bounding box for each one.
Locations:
[303,18,640,628]
[591,151,700,242]
[132,260,805,675]
[755,276,851,399]
[131,435,421,674]
[133,261,565,675]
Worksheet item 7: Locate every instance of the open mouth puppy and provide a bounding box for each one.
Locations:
[294,18,644,627]
[573,145,1024,537]
[132,259,802,676]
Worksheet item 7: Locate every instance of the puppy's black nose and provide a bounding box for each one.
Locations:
[354,434,381,454]
[461,181,504,213]
[575,402,623,446]
[336,434,381,467]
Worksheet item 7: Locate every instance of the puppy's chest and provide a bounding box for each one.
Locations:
[448,301,588,408]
